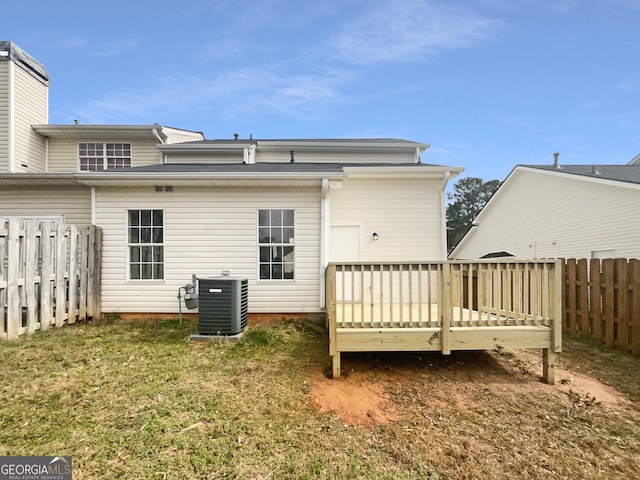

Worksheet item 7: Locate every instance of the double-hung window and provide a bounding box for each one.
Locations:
[258,209,295,280]
[79,143,131,171]
[128,209,164,280]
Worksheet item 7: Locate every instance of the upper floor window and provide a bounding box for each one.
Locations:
[79,143,131,171]
[258,209,295,280]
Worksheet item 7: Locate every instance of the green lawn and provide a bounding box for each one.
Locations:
[1,317,639,479]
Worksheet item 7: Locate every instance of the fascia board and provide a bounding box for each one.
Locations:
[344,165,463,179]
[519,165,640,190]
[257,140,431,153]
[74,171,347,186]
[0,173,81,187]
[32,124,158,139]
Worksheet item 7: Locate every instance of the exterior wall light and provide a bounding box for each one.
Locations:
[372,232,379,241]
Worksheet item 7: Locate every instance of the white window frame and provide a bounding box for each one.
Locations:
[78,142,132,171]
[127,209,164,281]
[257,209,295,281]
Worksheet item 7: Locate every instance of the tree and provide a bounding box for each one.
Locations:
[446,177,500,251]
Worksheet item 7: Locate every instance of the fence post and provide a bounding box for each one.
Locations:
[93,227,102,320]
[55,225,67,327]
[630,259,640,356]
[24,220,39,334]
[40,222,54,330]
[6,218,21,339]
[589,258,602,343]
[602,259,615,348]
[615,259,629,352]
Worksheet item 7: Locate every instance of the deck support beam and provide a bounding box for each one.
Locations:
[332,353,341,378]
[542,348,555,384]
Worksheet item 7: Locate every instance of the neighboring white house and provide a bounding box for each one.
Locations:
[1,41,463,315]
[450,161,640,260]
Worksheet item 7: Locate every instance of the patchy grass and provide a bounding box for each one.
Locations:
[0,320,638,479]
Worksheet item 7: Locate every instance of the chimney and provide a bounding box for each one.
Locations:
[553,152,560,168]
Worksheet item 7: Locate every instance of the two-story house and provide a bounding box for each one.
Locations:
[1,41,463,316]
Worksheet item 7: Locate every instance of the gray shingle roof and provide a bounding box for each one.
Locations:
[103,162,434,174]
[523,164,640,185]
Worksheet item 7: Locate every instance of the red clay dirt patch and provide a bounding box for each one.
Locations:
[307,349,636,426]
[308,371,400,426]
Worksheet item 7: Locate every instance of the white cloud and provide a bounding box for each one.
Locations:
[328,0,500,65]
[616,77,637,93]
[69,66,352,124]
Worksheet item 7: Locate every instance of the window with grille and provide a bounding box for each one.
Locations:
[79,143,131,171]
[128,209,164,280]
[258,209,295,280]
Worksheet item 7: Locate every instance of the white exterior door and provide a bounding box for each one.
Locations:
[330,225,361,301]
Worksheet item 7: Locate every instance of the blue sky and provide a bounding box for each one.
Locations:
[3,0,639,182]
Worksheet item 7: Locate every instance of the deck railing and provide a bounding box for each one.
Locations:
[326,260,563,382]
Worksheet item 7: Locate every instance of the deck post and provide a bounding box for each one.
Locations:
[326,264,341,377]
[440,263,452,354]
[332,353,341,379]
[543,348,555,384]
[542,259,563,385]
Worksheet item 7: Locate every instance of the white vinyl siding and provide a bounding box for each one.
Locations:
[330,178,445,261]
[452,169,640,260]
[0,186,91,223]
[12,65,47,172]
[95,186,321,314]
[0,60,8,172]
[47,137,160,173]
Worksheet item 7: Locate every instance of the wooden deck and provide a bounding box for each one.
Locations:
[326,261,562,383]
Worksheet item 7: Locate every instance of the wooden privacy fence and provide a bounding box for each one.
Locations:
[1,218,102,339]
[564,258,640,356]
[326,260,562,383]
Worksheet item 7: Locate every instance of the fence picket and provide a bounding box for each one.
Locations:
[563,258,640,356]
[0,218,101,339]
[630,259,640,356]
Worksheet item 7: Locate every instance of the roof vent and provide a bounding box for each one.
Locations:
[234,133,239,140]
[591,165,600,175]
[553,152,560,168]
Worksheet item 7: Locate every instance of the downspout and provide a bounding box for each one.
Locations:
[45,137,49,172]
[319,178,329,308]
[440,171,451,259]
